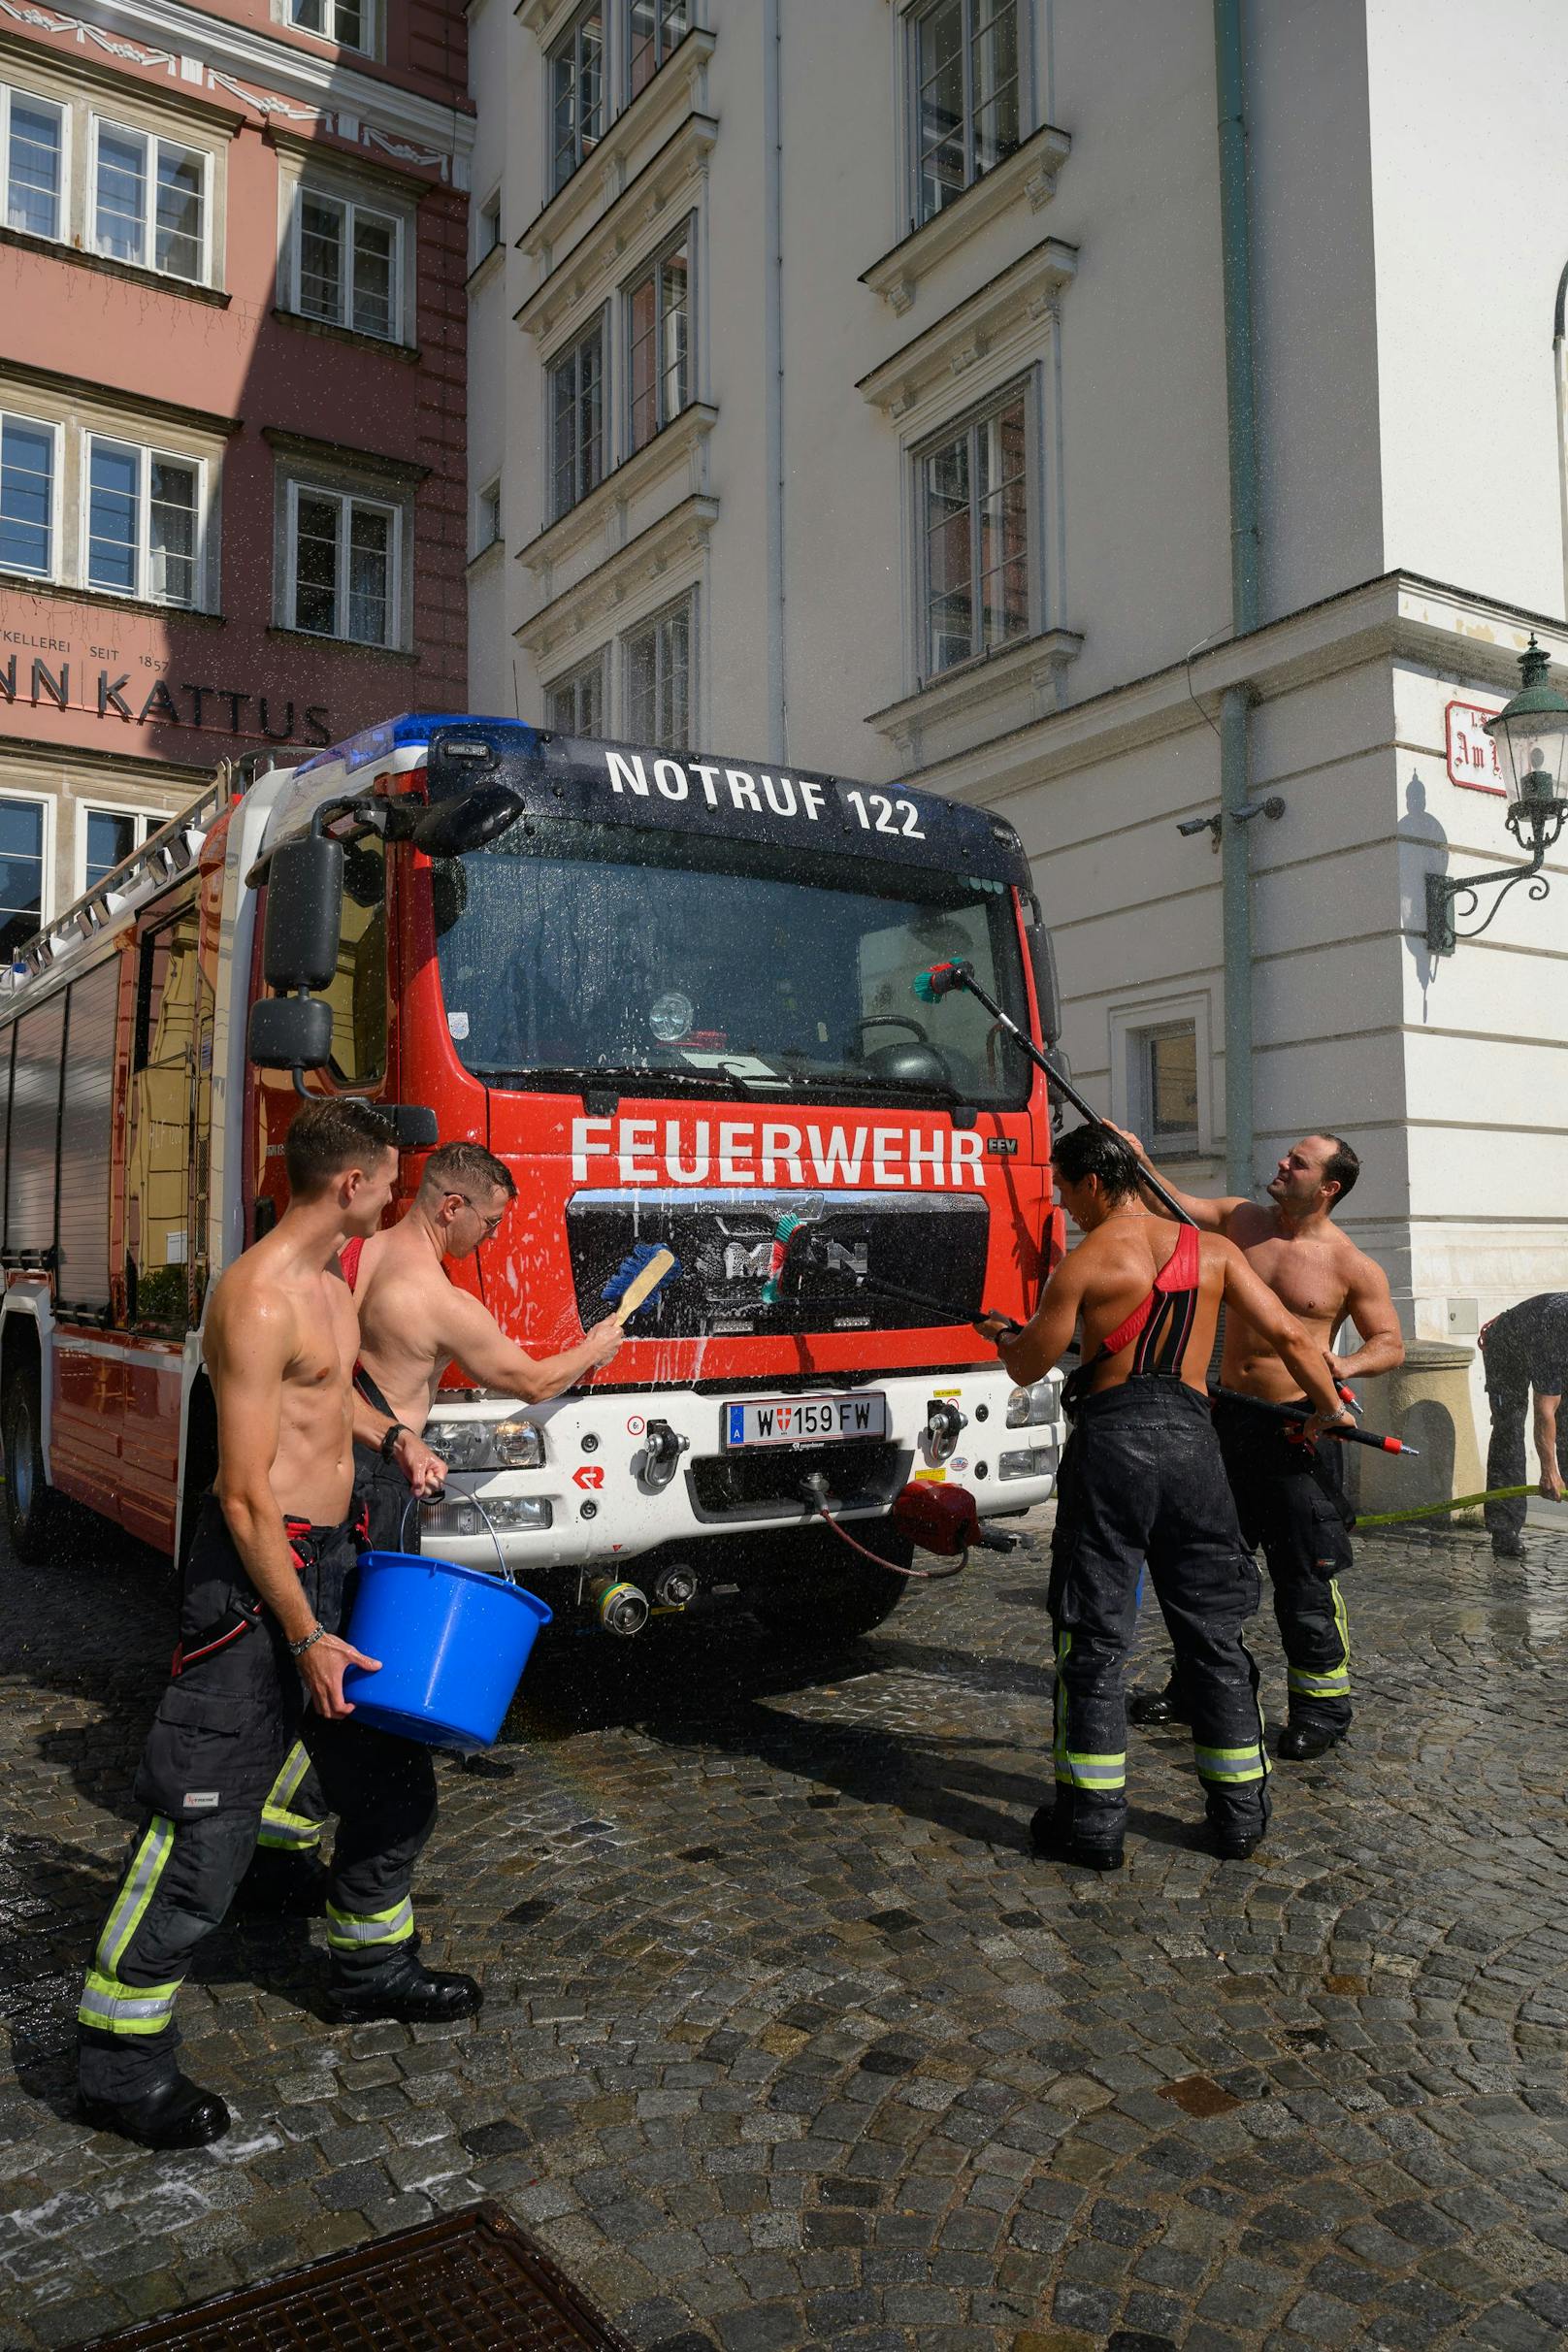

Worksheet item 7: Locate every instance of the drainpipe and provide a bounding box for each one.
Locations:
[762,0,788,761]
[1553,261,1568,621]
[1214,0,1260,1195]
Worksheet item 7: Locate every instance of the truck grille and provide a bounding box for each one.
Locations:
[567,1186,989,1339]
[688,1437,908,1519]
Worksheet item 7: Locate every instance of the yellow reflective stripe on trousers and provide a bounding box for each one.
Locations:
[1288,1665,1351,1695]
[325,1897,414,1951]
[259,1741,323,1849]
[1193,1744,1267,1783]
[1053,1751,1127,1788]
[77,1967,180,2037]
[96,1816,175,1976]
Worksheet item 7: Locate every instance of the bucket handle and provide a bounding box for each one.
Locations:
[403,1487,514,1584]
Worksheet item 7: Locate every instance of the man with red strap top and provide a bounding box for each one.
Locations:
[1114,1127,1403,1759]
[981,1124,1351,1870]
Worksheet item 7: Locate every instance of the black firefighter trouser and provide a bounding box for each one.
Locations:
[1048,1379,1270,1849]
[256,1442,421,1869]
[1481,1335,1559,1548]
[78,1498,438,2105]
[1213,1398,1354,1732]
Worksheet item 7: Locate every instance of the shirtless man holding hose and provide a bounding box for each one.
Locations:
[1112,1127,1403,1759]
[981,1124,1350,1870]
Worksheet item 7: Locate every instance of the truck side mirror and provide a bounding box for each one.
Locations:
[263,834,343,993]
[1025,908,1062,1048]
[247,996,334,1071]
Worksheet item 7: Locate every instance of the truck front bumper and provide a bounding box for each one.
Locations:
[416,1365,1062,1578]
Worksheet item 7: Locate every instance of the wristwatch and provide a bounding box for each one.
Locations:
[378,1421,409,1463]
[289,1623,326,1659]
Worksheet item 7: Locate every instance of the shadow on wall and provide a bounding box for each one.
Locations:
[1396,771,1449,1021]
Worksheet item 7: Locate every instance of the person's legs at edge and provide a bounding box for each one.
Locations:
[1484,1373,1530,1558]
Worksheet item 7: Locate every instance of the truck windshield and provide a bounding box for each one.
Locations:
[430,815,1032,1108]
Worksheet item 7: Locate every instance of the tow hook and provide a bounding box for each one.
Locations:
[640,1419,689,1490]
[925,1397,966,1464]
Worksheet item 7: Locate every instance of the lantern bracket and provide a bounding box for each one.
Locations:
[1423,817,1562,957]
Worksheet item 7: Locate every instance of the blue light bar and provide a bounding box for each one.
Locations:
[295,712,526,778]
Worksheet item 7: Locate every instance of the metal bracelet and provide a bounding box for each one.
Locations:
[289,1623,326,1659]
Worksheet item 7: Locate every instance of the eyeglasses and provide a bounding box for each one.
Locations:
[452,1192,507,1235]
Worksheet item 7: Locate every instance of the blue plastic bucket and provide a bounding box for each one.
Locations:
[340,1550,551,1748]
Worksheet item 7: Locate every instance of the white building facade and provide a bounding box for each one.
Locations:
[467,0,1568,1460]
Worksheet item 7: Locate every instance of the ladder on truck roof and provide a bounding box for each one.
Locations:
[0,765,241,999]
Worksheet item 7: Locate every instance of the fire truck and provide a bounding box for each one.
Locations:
[0,716,1064,1639]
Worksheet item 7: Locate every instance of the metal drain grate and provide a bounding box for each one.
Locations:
[78,2200,639,2351]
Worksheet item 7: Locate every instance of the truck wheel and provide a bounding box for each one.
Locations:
[2,1364,68,1565]
[749,1519,913,1644]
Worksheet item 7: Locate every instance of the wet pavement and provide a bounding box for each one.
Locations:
[1,1505,1566,2352]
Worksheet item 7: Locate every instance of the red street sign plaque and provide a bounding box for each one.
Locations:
[1445,699,1505,796]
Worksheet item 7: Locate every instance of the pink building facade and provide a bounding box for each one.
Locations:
[0,0,473,951]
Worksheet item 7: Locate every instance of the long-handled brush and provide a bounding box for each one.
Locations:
[913,960,1196,1228]
[1207,1384,1418,1456]
[763,1210,1019,1334]
[601,1243,682,1325]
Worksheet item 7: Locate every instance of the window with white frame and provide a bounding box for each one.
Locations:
[0,797,47,961]
[629,0,689,99]
[475,478,502,555]
[290,187,401,342]
[550,4,605,195]
[549,315,605,519]
[84,435,201,606]
[476,188,502,263]
[288,0,371,53]
[286,483,398,647]
[81,805,166,895]
[626,226,690,454]
[919,382,1030,677]
[0,412,56,580]
[911,0,1023,227]
[91,117,207,282]
[1,82,64,241]
[546,652,605,737]
[626,596,692,750]
[1129,1017,1200,1154]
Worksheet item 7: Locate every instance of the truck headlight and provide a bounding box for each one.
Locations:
[492,1417,545,1469]
[1005,1379,1058,1429]
[422,1494,552,1538]
[998,1446,1055,1481]
[424,1421,494,1471]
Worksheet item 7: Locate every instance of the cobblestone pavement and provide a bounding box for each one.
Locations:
[2,1507,1567,2352]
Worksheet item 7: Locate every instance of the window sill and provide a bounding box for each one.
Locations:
[515,402,718,580]
[515,112,716,351]
[516,24,716,273]
[856,240,1077,429]
[271,308,420,362]
[859,119,1073,316]
[513,489,717,666]
[266,626,419,665]
[0,223,229,307]
[466,536,506,577]
[865,627,1084,763]
[0,573,225,623]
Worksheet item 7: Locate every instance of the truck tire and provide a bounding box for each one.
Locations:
[748,1519,913,1644]
[2,1363,69,1565]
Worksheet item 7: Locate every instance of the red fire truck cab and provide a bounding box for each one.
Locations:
[0,716,1064,1640]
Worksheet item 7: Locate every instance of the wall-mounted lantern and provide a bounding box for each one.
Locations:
[1426,634,1568,954]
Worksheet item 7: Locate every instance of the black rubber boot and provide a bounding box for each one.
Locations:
[232,1849,330,1918]
[1278,1720,1348,1761]
[1127,1677,1190,1728]
[1208,1818,1265,1861]
[328,1949,482,2025]
[79,2073,230,2150]
[1029,1803,1125,1873]
[1491,1533,1524,1560]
